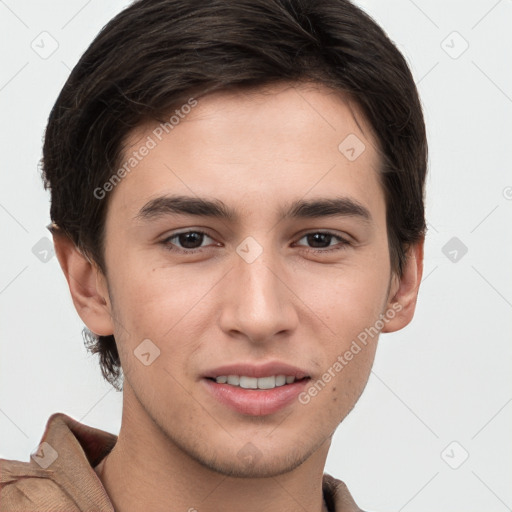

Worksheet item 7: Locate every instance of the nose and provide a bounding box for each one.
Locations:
[218,246,299,344]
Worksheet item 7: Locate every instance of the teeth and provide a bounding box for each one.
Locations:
[239,376,258,389]
[275,375,286,386]
[214,374,297,389]
[256,376,275,389]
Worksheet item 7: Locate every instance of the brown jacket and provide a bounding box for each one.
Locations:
[1,413,363,511]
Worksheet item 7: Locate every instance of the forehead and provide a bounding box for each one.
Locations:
[109,82,383,223]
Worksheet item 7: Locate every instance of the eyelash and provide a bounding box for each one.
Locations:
[161,230,351,255]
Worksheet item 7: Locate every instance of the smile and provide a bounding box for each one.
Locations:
[212,375,299,389]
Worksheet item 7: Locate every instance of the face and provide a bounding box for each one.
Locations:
[96,82,401,477]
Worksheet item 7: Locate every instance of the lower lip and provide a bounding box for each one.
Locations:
[202,378,310,416]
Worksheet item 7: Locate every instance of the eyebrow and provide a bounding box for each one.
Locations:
[135,194,372,223]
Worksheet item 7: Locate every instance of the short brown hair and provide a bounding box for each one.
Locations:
[42,0,427,390]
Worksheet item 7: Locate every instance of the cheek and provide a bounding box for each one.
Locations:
[108,253,203,330]
[294,259,390,334]
[301,329,378,425]
[106,256,218,371]
[292,257,388,405]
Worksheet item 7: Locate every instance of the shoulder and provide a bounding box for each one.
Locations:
[0,457,79,511]
[323,472,369,512]
[0,412,116,511]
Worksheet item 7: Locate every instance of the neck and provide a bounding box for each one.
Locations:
[94,384,331,512]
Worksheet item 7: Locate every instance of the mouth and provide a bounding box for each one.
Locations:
[201,362,312,416]
[205,375,310,389]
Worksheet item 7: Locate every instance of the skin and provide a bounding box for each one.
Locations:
[54,82,423,512]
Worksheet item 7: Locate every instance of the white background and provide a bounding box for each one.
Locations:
[1,1,511,511]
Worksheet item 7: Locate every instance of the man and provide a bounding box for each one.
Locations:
[0,0,426,510]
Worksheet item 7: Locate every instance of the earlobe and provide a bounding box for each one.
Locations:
[52,230,114,336]
[381,237,424,333]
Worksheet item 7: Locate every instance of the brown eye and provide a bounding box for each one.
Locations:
[305,233,334,248]
[162,230,216,253]
[295,231,350,253]
[175,231,205,249]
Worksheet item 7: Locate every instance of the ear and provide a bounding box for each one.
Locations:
[381,237,424,333]
[52,229,114,336]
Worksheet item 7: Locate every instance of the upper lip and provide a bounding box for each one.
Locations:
[203,361,310,380]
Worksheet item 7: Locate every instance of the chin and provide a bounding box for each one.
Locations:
[200,451,309,479]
